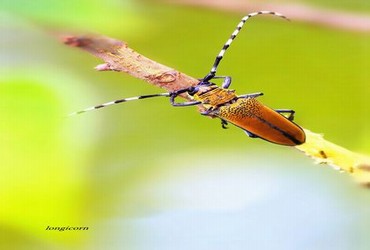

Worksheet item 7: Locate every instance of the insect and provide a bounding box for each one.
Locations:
[71,11,306,146]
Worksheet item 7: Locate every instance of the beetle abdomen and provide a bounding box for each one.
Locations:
[217,98,305,146]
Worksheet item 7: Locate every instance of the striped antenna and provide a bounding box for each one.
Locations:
[68,93,170,116]
[203,11,289,82]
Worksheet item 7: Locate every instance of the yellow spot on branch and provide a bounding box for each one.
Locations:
[296,129,370,185]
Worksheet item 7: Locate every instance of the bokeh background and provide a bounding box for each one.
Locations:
[1,0,370,249]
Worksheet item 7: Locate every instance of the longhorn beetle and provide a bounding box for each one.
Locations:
[71,11,306,146]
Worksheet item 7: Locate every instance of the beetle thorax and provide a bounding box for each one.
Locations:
[192,85,237,108]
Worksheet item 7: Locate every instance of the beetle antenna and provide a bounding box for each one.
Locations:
[202,11,289,82]
[68,93,170,116]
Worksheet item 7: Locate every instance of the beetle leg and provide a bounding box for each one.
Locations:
[169,89,202,107]
[211,76,232,89]
[221,119,228,129]
[200,107,215,116]
[275,109,295,121]
[199,76,232,89]
[244,130,259,138]
[170,100,202,107]
[237,92,264,99]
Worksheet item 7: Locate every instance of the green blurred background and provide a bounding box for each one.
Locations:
[1,0,370,249]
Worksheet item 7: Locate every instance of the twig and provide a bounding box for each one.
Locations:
[296,130,370,187]
[63,35,199,101]
[63,35,370,186]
